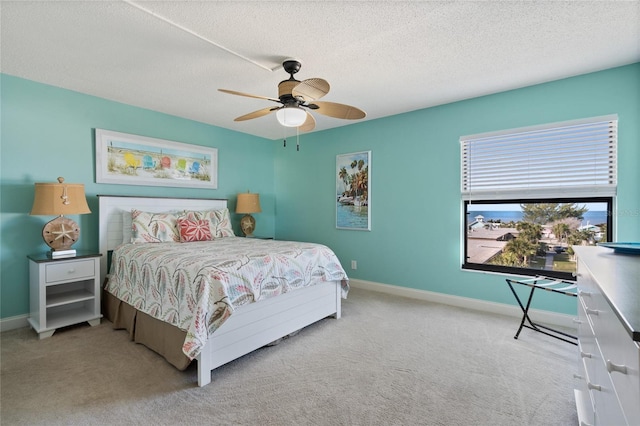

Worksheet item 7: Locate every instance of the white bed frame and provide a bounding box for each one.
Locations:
[98,195,342,386]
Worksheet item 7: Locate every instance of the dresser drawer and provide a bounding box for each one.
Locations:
[578,285,608,329]
[578,296,595,338]
[578,299,598,385]
[591,347,627,426]
[597,307,640,423]
[45,259,95,283]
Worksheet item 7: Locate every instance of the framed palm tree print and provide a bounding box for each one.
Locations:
[336,151,371,230]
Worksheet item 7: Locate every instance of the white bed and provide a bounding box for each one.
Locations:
[98,195,346,387]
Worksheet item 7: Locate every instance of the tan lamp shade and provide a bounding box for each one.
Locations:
[31,177,91,216]
[235,192,261,214]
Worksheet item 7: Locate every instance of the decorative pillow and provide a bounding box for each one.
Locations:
[178,218,213,242]
[214,208,235,237]
[180,208,235,238]
[131,209,180,243]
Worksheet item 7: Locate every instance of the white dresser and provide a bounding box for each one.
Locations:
[573,246,640,426]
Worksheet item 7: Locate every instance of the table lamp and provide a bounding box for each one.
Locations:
[30,177,91,258]
[236,192,261,237]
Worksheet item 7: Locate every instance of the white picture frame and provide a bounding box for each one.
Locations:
[95,129,218,189]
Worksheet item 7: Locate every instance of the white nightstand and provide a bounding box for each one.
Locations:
[27,252,103,339]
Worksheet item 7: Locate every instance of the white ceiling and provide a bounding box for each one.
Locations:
[2,1,639,140]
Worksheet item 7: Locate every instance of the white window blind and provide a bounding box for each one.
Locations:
[461,115,617,200]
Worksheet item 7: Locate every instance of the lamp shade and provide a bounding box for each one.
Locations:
[236,192,261,214]
[276,107,307,127]
[30,177,91,216]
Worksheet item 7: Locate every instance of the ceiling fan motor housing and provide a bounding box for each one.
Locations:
[278,80,300,103]
[278,60,303,103]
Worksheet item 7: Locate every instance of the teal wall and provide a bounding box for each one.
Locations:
[0,74,274,318]
[2,64,638,320]
[274,63,640,315]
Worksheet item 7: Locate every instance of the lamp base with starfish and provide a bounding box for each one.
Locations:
[42,215,80,258]
[240,214,256,238]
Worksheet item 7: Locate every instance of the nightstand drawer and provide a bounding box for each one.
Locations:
[45,259,95,283]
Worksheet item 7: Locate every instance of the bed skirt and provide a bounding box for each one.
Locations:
[102,289,192,370]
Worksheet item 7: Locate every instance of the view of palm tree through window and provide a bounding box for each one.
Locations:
[464,199,612,279]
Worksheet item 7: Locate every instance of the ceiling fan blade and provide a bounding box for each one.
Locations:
[311,101,366,120]
[234,107,278,122]
[298,111,316,132]
[218,89,280,103]
[292,78,330,101]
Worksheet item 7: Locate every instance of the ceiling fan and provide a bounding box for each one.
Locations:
[218,59,366,132]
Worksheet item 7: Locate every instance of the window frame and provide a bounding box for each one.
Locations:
[460,115,617,281]
[462,197,613,280]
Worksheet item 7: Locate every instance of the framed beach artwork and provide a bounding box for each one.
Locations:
[336,150,371,231]
[95,129,217,189]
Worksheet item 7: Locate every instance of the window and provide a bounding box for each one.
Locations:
[461,115,617,280]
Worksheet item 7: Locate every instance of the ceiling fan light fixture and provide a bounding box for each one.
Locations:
[276,106,307,127]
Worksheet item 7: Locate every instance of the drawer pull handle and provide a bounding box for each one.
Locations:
[580,421,593,426]
[580,351,592,359]
[585,308,599,316]
[578,290,592,297]
[572,318,583,324]
[606,360,628,375]
[573,373,584,380]
[587,382,601,392]
[68,268,76,274]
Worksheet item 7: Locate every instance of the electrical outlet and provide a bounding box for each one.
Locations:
[351,260,357,270]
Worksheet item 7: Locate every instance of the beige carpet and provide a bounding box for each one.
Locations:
[1,288,578,425]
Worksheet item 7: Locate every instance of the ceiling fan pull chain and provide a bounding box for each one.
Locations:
[296,128,300,151]
[283,125,287,147]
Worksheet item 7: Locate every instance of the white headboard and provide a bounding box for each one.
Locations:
[98,195,228,282]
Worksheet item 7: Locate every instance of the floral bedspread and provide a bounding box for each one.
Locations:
[105,237,349,359]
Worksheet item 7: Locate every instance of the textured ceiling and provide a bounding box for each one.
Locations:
[2,1,639,140]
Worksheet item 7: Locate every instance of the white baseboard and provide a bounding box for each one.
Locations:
[2,281,576,333]
[348,278,577,330]
[0,314,29,332]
